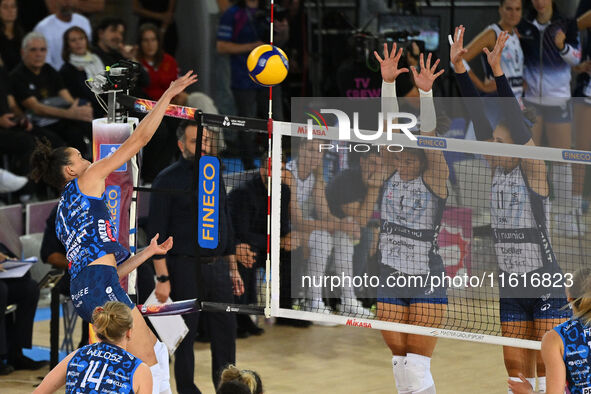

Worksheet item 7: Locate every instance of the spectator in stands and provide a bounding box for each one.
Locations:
[0,244,47,374]
[34,0,92,71]
[10,32,93,157]
[285,138,360,322]
[40,205,89,346]
[92,17,150,102]
[132,0,177,55]
[16,0,48,32]
[147,120,242,393]
[137,23,185,104]
[218,365,263,394]
[59,26,104,117]
[325,150,384,317]
[517,0,581,237]
[0,0,24,72]
[0,63,64,176]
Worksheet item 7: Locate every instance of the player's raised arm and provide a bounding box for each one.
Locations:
[81,71,198,186]
[411,53,448,198]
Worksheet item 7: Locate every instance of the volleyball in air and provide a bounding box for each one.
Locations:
[247,44,289,87]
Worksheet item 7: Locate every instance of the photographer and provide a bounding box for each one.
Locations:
[216,0,286,169]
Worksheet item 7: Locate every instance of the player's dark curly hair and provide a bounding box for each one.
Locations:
[29,138,71,190]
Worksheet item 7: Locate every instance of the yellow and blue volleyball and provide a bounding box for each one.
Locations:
[247,44,289,87]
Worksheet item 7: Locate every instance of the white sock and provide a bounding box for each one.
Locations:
[537,376,546,393]
[392,355,411,394]
[508,377,522,394]
[153,341,171,394]
[526,377,536,390]
[405,353,434,393]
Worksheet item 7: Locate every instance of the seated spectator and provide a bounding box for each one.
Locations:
[34,0,92,71]
[0,0,24,72]
[59,26,104,117]
[10,32,93,157]
[0,64,64,175]
[218,365,263,394]
[137,23,186,104]
[92,17,149,97]
[132,0,177,55]
[0,244,47,374]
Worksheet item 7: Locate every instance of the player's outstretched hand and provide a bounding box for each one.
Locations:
[373,42,409,83]
[483,30,509,76]
[507,373,535,394]
[149,233,174,255]
[165,71,198,99]
[449,25,468,70]
[411,53,444,92]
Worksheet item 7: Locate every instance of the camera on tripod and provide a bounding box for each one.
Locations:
[87,60,142,94]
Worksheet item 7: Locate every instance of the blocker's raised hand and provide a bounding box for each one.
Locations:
[373,42,409,83]
[411,53,445,92]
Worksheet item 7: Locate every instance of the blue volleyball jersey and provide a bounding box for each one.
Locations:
[56,179,130,279]
[554,318,591,394]
[66,342,142,394]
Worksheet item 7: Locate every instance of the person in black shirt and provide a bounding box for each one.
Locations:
[0,0,24,73]
[147,120,243,393]
[0,64,63,176]
[132,0,178,55]
[10,32,93,156]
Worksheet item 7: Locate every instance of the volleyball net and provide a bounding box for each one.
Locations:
[264,96,591,350]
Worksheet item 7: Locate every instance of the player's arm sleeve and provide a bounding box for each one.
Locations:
[494,74,532,145]
[147,175,172,260]
[454,71,493,141]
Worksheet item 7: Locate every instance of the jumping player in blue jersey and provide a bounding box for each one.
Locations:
[452,27,571,393]
[30,70,198,393]
[34,301,153,394]
[508,268,591,394]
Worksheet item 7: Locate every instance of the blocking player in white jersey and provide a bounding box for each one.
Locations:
[452,26,571,393]
[373,43,448,394]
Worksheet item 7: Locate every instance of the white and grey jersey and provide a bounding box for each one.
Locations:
[491,165,556,273]
[485,24,524,98]
[379,172,446,275]
[287,159,316,220]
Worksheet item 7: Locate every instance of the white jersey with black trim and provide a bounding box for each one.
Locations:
[491,165,553,273]
[379,172,446,275]
[287,159,316,220]
[487,24,524,98]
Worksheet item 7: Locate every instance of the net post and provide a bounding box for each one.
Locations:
[269,124,283,317]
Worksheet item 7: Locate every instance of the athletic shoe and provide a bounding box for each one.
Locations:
[337,299,374,318]
[0,169,27,193]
